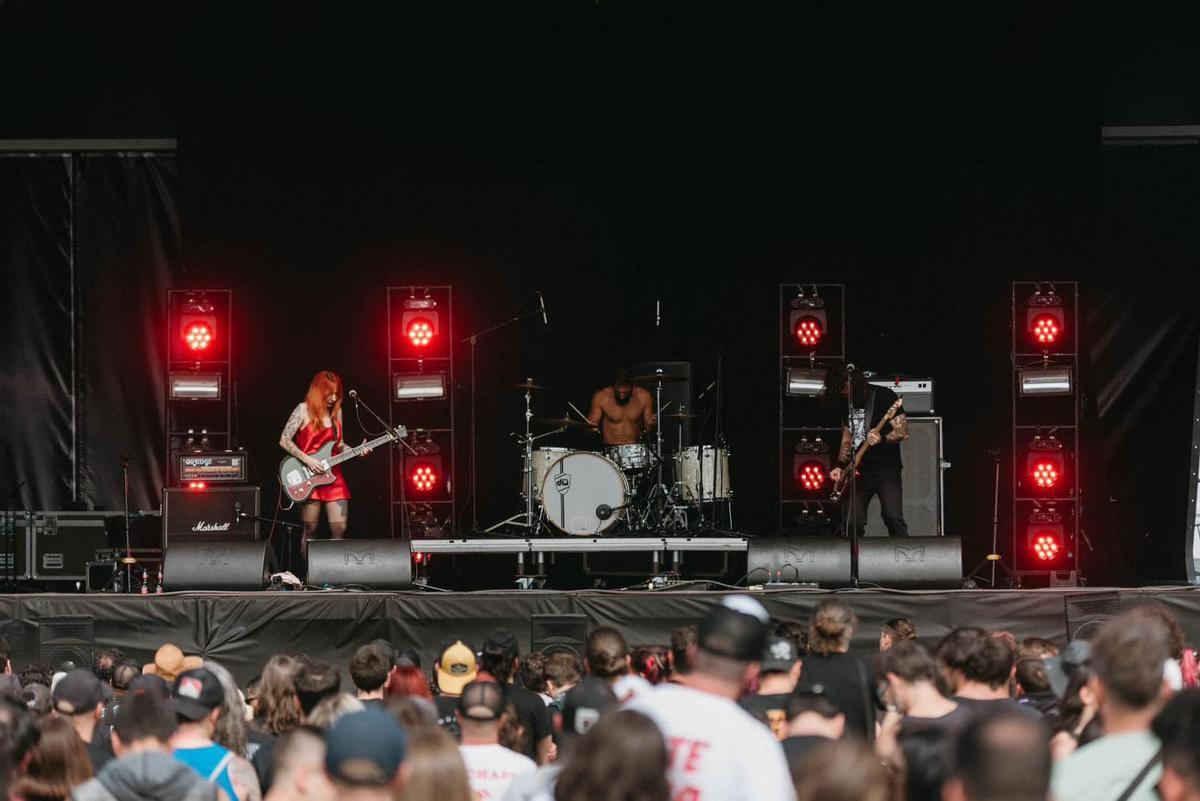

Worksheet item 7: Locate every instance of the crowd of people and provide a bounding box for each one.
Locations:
[0,596,1194,800]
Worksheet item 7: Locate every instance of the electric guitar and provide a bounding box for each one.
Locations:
[829,397,904,502]
[278,427,406,503]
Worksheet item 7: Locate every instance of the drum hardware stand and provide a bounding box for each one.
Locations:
[462,297,544,533]
[485,380,553,535]
[965,448,1015,588]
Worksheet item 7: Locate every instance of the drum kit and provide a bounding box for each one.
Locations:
[486,372,733,537]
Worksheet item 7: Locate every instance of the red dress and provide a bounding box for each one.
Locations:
[293,417,351,502]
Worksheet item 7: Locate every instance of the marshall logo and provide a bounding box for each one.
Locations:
[554,474,572,494]
[192,521,231,532]
[343,550,376,566]
[893,546,927,563]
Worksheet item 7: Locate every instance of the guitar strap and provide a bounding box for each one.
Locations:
[866,386,877,436]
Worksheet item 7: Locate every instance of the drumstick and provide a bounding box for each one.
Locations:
[566,402,593,426]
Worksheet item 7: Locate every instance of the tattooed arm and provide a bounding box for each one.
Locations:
[837,426,853,465]
[279,403,324,472]
[885,414,909,444]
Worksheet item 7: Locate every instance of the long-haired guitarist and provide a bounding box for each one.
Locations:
[824,363,910,537]
[278,370,368,546]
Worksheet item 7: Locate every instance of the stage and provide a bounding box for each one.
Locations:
[4,585,1200,684]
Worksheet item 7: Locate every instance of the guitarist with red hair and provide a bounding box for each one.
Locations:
[825,363,910,538]
[279,370,369,548]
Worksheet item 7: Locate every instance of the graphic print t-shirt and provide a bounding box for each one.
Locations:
[843,384,902,471]
[629,684,793,801]
[460,743,537,801]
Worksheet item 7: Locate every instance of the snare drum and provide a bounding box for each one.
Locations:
[678,446,732,502]
[605,443,654,472]
[541,452,629,535]
[522,447,574,500]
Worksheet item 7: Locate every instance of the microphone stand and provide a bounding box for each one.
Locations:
[121,456,135,593]
[460,297,544,534]
[846,370,859,587]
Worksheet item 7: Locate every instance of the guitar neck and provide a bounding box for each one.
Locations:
[325,432,396,467]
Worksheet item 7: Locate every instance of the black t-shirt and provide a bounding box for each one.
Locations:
[781,735,832,769]
[898,704,975,739]
[435,694,462,739]
[505,685,553,760]
[953,696,1043,720]
[796,653,875,740]
[842,385,903,471]
[739,693,792,740]
[85,738,114,774]
[248,729,276,793]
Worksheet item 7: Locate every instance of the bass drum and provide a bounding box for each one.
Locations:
[523,447,574,501]
[679,446,733,502]
[541,452,629,536]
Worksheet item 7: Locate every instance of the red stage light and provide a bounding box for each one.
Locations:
[1031,531,1061,561]
[407,318,435,347]
[187,481,207,490]
[183,322,214,351]
[1030,461,1060,489]
[794,316,824,348]
[1030,314,1060,346]
[797,461,827,492]
[410,463,438,492]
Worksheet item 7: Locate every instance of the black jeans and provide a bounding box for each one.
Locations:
[846,466,909,537]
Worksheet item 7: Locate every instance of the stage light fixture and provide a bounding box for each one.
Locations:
[793,439,831,496]
[789,294,827,352]
[393,372,446,402]
[1025,436,1065,492]
[410,463,438,492]
[178,294,218,353]
[404,436,444,496]
[1025,507,1066,564]
[786,367,828,397]
[1019,365,1073,397]
[169,372,222,400]
[401,296,439,349]
[1026,288,1064,349]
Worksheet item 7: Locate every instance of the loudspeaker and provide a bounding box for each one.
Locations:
[307,539,413,590]
[163,541,269,591]
[38,616,94,669]
[858,536,962,589]
[863,417,943,537]
[747,537,851,588]
[163,486,259,547]
[532,614,588,656]
[1064,591,1121,641]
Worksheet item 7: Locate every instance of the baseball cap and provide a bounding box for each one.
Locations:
[325,709,407,786]
[761,637,799,673]
[560,678,617,743]
[436,641,478,696]
[52,669,104,715]
[170,668,225,721]
[22,684,51,716]
[482,627,519,660]
[698,595,771,662]
[457,680,506,721]
[1044,639,1090,699]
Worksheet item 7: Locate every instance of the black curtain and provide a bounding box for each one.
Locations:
[0,153,179,512]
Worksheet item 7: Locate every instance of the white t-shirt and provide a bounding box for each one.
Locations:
[611,673,654,704]
[460,743,537,801]
[629,683,795,801]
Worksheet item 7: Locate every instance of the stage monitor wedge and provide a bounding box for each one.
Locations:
[307,539,413,590]
[747,537,851,588]
[164,541,269,591]
[858,536,962,589]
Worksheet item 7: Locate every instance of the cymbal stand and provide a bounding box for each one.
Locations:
[486,381,554,534]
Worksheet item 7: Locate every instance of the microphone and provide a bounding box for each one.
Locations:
[698,379,718,400]
[348,389,358,399]
[656,298,661,327]
[846,364,856,373]
[596,504,614,521]
[538,292,548,325]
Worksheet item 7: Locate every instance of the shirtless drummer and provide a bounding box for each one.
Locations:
[587,367,656,445]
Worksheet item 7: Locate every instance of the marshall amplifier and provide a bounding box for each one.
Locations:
[176,451,249,484]
[162,486,259,548]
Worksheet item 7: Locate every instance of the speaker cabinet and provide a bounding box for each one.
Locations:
[863,417,944,537]
[38,616,95,669]
[858,536,962,589]
[531,614,588,656]
[307,539,413,590]
[163,541,269,591]
[747,537,851,588]
[163,486,259,547]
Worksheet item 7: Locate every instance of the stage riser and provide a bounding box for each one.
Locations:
[0,588,1195,685]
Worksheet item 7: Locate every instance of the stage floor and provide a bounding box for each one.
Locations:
[3,585,1199,683]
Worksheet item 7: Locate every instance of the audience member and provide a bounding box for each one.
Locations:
[433,640,478,732]
[306,693,364,729]
[542,652,581,707]
[247,655,300,794]
[169,668,252,801]
[396,725,472,801]
[1052,609,1172,801]
[1140,604,1199,689]
[73,691,218,801]
[773,620,809,657]
[880,641,968,738]
[585,627,653,705]
[262,726,334,801]
[480,628,554,764]
[667,624,698,682]
[51,670,112,773]
[455,681,536,799]
[796,599,875,739]
[630,596,793,801]
[349,644,392,707]
[944,709,1051,801]
[781,689,844,769]
[631,647,667,686]
[92,651,125,687]
[898,727,954,801]
[13,715,90,801]
[935,627,1033,717]
[792,739,893,801]
[293,661,339,723]
[739,636,802,740]
[1015,659,1059,718]
[880,618,917,651]
[553,710,669,801]
[518,652,549,700]
[1018,637,1059,661]
[1151,689,1200,801]
[23,685,52,718]
[141,645,202,684]
[323,709,409,801]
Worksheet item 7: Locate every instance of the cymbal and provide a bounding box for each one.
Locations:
[512,380,552,392]
[630,373,687,384]
[660,411,700,419]
[532,416,597,430]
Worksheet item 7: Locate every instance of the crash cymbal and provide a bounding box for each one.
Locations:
[512,379,553,392]
[660,411,700,419]
[629,373,687,384]
[532,416,597,430]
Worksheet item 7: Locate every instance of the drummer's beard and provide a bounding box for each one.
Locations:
[614,387,632,405]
